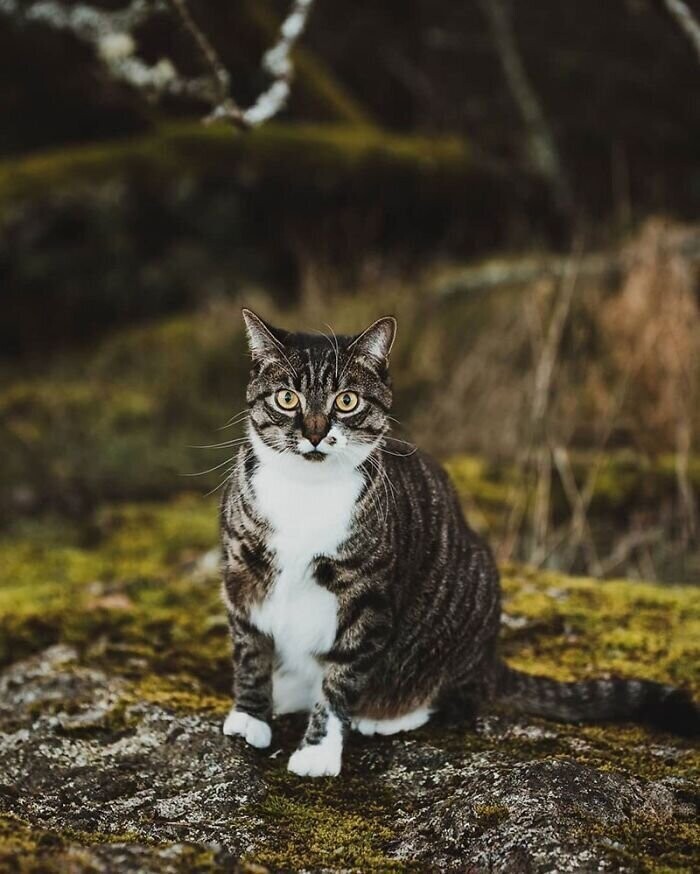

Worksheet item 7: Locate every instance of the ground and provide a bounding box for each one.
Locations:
[0,496,698,873]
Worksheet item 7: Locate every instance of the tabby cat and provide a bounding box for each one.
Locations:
[219,309,698,777]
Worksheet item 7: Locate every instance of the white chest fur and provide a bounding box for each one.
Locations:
[248,434,364,713]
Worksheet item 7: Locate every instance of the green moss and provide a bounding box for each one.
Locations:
[0,496,229,686]
[0,122,473,206]
[248,764,407,872]
[1,493,699,871]
[129,674,229,715]
[472,802,510,830]
[581,813,700,873]
[0,815,221,874]
[500,567,700,690]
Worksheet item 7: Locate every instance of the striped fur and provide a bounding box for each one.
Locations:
[220,310,699,777]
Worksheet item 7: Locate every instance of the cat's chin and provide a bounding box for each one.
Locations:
[301,450,327,462]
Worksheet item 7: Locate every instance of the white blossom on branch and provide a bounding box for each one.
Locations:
[168,0,316,127]
[661,0,700,64]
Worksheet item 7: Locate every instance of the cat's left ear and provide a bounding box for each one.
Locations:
[349,316,397,363]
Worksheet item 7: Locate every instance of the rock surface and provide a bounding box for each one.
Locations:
[0,499,698,872]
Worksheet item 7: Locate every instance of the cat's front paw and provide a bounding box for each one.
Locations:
[287,743,342,777]
[222,708,271,749]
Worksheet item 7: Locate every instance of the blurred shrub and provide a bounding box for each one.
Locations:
[0,310,249,520]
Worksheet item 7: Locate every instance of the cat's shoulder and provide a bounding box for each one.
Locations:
[380,437,451,483]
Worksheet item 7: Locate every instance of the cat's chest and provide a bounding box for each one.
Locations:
[252,462,363,565]
[249,461,363,658]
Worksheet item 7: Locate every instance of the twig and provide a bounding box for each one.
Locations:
[478,0,573,216]
[239,0,316,127]
[675,416,698,543]
[169,0,316,127]
[550,445,602,575]
[598,528,663,577]
[499,248,580,564]
[433,230,700,300]
[166,0,244,125]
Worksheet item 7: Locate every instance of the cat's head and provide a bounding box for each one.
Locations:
[242,309,395,466]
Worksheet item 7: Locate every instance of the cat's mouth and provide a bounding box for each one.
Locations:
[302,450,327,462]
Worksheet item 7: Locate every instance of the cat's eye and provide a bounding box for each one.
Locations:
[335,391,359,413]
[275,389,300,411]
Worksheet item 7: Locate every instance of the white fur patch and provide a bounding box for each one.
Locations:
[287,711,344,777]
[222,708,271,748]
[352,706,432,737]
[248,430,364,715]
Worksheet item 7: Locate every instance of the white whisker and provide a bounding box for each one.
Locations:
[181,454,240,477]
[325,323,340,380]
[190,436,251,449]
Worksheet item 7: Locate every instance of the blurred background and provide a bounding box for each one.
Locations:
[2,0,700,584]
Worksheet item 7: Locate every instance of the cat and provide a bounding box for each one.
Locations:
[219,308,699,777]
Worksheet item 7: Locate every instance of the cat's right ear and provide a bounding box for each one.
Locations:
[241,309,286,362]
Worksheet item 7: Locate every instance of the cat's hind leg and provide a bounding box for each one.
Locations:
[351,706,432,737]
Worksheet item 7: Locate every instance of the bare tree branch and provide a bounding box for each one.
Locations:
[169,0,316,127]
[432,228,700,300]
[477,0,573,217]
[166,0,237,115]
[1,0,316,129]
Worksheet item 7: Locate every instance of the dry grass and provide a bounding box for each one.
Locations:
[290,217,700,578]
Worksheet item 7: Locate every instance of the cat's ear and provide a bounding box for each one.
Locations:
[349,316,397,363]
[241,308,287,361]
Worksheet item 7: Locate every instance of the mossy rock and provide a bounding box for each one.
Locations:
[0,495,698,871]
[0,312,251,521]
[0,122,475,208]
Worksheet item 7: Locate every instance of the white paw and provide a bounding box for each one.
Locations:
[287,743,342,777]
[222,708,271,749]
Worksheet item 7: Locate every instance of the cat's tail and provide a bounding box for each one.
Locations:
[495,662,699,737]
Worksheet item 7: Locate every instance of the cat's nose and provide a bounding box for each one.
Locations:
[303,412,329,446]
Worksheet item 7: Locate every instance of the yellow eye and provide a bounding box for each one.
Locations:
[276,389,300,411]
[335,391,359,413]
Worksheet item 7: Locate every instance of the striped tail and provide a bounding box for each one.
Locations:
[496,663,699,737]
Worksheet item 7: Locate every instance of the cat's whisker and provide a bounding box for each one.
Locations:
[181,454,239,477]
[363,454,393,526]
[325,323,340,380]
[314,327,340,381]
[275,349,298,380]
[359,462,385,527]
[218,408,250,429]
[386,435,416,449]
[190,437,251,449]
[217,416,251,431]
[205,447,254,497]
[378,445,418,458]
[372,459,396,522]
